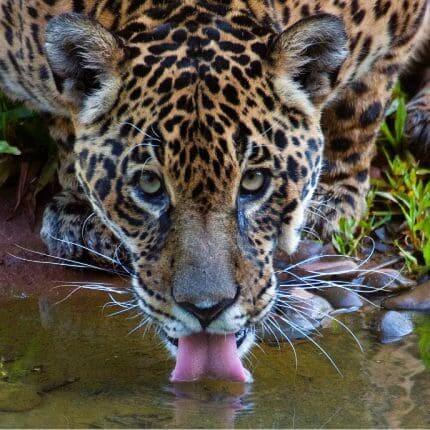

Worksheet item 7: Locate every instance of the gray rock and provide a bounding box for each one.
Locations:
[352,269,415,293]
[377,311,414,344]
[315,286,363,309]
[0,381,42,412]
[286,240,324,264]
[261,289,333,342]
[299,258,359,277]
[382,280,430,311]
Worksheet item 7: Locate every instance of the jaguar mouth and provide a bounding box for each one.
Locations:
[168,330,253,383]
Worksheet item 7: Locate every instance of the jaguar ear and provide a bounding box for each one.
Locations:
[45,13,125,124]
[270,14,348,107]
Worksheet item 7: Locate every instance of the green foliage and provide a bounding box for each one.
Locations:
[332,189,391,256]
[332,82,430,275]
[0,141,21,155]
[379,82,408,150]
[0,93,32,156]
[374,152,430,272]
[0,91,57,202]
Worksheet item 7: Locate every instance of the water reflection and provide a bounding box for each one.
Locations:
[167,382,252,428]
[0,291,429,428]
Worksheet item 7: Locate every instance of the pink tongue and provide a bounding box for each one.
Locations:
[170,333,250,383]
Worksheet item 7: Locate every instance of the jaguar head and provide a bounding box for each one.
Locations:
[45,8,347,382]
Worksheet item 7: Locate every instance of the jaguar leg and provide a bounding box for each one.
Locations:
[405,69,430,159]
[40,117,127,270]
[308,65,400,238]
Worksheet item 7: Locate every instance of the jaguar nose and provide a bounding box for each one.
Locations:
[178,298,235,329]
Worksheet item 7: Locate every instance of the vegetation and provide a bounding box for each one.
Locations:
[0,92,56,219]
[332,83,430,275]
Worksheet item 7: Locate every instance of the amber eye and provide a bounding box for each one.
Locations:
[240,170,268,195]
[139,171,162,196]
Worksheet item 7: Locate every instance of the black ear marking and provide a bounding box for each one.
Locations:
[45,13,124,121]
[271,14,349,105]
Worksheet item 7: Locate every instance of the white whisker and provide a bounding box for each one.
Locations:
[275,313,342,376]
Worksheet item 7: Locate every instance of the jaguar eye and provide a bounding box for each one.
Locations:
[240,169,268,195]
[139,171,162,196]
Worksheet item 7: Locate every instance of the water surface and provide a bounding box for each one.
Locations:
[0,291,429,428]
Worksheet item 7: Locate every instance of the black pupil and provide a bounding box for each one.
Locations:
[146,174,156,184]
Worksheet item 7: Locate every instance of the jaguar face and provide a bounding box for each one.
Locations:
[45,10,347,382]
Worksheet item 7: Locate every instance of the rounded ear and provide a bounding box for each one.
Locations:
[45,13,125,124]
[270,14,349,107]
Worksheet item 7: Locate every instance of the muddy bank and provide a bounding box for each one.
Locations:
[0,187,126,298]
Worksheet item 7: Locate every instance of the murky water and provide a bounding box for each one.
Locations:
[0,291,429,428]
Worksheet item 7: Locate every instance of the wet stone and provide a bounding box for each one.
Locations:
[0,381,42,412]
[284,240,324,265]
[298,258,359,277]
[352,269,415,293]
[377,311,414,344]
[383,280,430,311]
[262,289,333,342]
[314,286,363,309]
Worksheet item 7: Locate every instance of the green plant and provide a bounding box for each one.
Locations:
[0,92,57,212]
[332,82,430,275]
[375,81,430,274]
[379,81,408,152]
[332,190,391,256]
[374,152,430,273]
[0,92,33,157]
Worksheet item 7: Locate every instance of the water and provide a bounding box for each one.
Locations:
[0,291,429,428]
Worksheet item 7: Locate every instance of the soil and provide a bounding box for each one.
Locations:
[0,187,125,298]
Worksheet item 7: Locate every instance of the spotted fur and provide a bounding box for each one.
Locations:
[0,0,429,355]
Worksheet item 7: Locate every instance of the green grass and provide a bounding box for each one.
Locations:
[0,92,34,155]
[332,82,430,275]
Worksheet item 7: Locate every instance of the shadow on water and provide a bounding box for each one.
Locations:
[0,290,429,428]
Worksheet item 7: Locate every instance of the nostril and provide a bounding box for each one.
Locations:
[178,298,235,329]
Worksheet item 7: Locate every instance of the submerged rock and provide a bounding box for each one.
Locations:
[376,311,414,344]
[286,240,324,264]
[382,280,430,311]
[261,289,333,342]
[0,381,42,412]
[315,286,363,309]
[298,258,359,277]
[352,269,415,293]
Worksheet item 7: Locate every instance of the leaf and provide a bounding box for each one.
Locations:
[379,122,396,146]
[423,241,430,268]
[375,190,399,204]
[395,97,407,143]
[416,168,430,175]
[0,140,21,155]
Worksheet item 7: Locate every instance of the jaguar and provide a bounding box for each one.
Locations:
[0,0,429,382]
